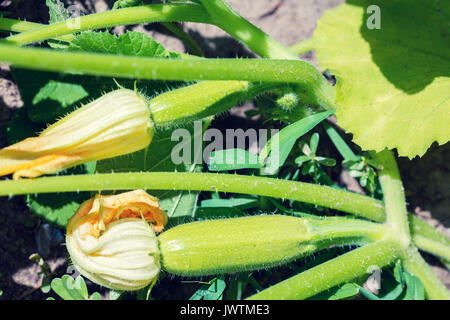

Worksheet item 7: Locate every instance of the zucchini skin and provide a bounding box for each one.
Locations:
[158,215,316,276]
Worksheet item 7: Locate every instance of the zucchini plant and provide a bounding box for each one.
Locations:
[0,0,448,300]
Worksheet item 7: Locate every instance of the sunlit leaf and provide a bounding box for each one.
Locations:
[314,0,450,158]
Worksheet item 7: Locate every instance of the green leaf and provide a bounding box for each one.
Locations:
[69,31,179,58]
[260,109,335,175]
[294,155,310,166]
[309,282,359,300]
[322,121,358,161]
[45,0,72,49]
[46,0,70,24]
[328,283,360,300]
[50,275,89,300]
[402,272,425,300]
[208,148,262,171]
[189,277,226,300]
[200,198,259,209]
[113,0,143,9]
[316,157,336,167]
[109,290,123,300]
[89,292,102,300]
[380,283,403,300]
[314,0,450,158]
[309,133,319,154]
[394,260,405,284]
[358,287,380,300]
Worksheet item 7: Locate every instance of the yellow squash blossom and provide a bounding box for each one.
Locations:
[0,89,153,179]
[66,190,168,291]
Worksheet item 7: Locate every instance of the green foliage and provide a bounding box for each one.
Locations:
[196,196,260,219]
[260,109,335,175]
[208,148,261,171]
[358,261,425,300]
[45,0,72,49]
[342,156,379,195]
[189,277,227,300]
[69,31,180,58]
[112,0,144,10]
[209,111,335,176]
[322,121,358,162]
[314,0,450,158]
[50,275,101,300]
[46,0,70,24]
[309,282,360,300]
[295,133,336,184]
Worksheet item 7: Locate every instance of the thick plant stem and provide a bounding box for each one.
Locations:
[5,4,212,45]
[197,0,297,60]
[373,150,449,299]
[0,18,74,42]
[372,150,411,246]
[247,239,401,300]
[0,44,335,108]
[0,172,385,221]
[0,169,448,259]
[409,214,450,261]
[402,246,450,300]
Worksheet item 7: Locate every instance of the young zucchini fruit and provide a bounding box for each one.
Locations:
[66,191,381,291]
[149,80,284,127]
[158,214,317,276]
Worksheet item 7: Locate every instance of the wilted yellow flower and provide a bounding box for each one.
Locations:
[66,190,168,291]
[0,89,153,179]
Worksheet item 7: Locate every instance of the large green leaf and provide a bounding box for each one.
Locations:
[314,0,450,158]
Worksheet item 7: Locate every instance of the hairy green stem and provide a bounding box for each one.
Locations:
[373,150,449,299]
[0,44,335,108]
[0,17,73,42]
[5,4,212,45]
[402,246,450,300]
[372,150,411,245]
[0,172,385,221]
[0,170,447,258]
[247,239,401,300]
[413,236,450,262]
[409,214,450,261]
[197,0,297,60]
